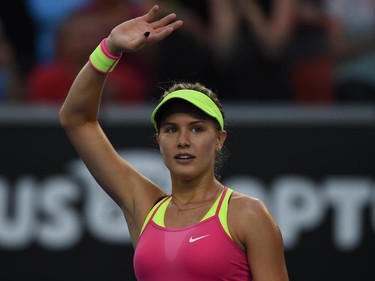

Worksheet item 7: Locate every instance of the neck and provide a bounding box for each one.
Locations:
[171,183,223,212]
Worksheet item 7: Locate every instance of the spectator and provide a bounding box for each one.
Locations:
[0,19,25,103]
[287,0,335,104]
[140,0,298,103]
[226,0,297,102]
[26,10,151,105]
[78,0,143,32]
[138,0,218,98]
[0,0,35,103]
[324,0,375,102]
[25,0,89,64]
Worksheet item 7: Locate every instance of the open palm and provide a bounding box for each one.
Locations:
[108,5,183,53]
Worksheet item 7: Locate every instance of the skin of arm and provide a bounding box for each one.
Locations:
[142,0,240,57]
[59,5,183,246]
[0,26,24,103]
[240,0,297,56]
[229,192,289,281]
[208,0,241,58]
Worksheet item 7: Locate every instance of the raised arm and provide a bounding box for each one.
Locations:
[59,5,183,244]
[240,0,297,56]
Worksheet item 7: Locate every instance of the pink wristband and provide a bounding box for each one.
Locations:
[100,38,122,60]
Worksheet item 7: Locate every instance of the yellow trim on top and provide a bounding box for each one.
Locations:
[218,188,233,238]
[140,196,170,234]
[141,188,234,239]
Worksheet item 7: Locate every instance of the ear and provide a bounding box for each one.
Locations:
[216,130,227,151]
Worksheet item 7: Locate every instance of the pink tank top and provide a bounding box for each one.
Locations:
[133,187,252,281]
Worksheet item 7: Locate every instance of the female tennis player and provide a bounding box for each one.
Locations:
[59,5,289,281]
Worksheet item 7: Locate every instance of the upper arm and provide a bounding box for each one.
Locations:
[62,120,166,222]
[230,195,289,281]
[59,64,167,242]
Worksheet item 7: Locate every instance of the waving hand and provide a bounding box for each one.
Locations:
[106,5,183,54]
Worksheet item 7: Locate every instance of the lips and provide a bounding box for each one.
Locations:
[175,154,194,160]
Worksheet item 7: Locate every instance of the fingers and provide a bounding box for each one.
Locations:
[149,27,174,41]
[149,14,183,37]
[140,5,183,43]
[142,4,182,29]
[147,18,183,41]
[142,5,160,22]
[150,13,177,29]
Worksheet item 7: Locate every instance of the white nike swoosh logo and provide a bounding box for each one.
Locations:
[189,234,210,243]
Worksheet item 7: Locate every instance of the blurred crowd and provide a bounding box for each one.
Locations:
[0,0,374,105]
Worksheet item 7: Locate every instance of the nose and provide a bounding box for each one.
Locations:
[178,141,189,148]
[177,129,190,148]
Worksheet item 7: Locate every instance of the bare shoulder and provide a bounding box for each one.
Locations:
[228,190,281,249]
[229,191,273,221]
[228,190,289,280]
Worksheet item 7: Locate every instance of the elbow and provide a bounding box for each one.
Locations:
[59,102,79,130]
[59,103,97,130]
[59,105,71,129]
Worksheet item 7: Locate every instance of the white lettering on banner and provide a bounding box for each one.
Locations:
[37,176,82,250]
[273,176,326,249]
[0,176,36,250]
[0,149,374,251]
[68,160,131,244]
[324,178,372,251]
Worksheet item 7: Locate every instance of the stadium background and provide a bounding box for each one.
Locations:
[0,104,374,281]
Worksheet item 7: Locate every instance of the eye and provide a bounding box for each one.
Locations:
[164,126,177,134]
[192,126,203,133]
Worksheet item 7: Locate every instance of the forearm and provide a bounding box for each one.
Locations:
[59,62,107,128]
[243,0,296,55]
[60,4,183,128]
[209,0,240,57]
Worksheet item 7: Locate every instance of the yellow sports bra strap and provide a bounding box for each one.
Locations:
[152,196,171,227]
[140,196,171,234]
[201,187,233,239]
[201,189,223,220]
[153,189,226,227]
[218,187,233,238]
[147,187,234,238]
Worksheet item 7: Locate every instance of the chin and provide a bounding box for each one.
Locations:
[172,169,197,181]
